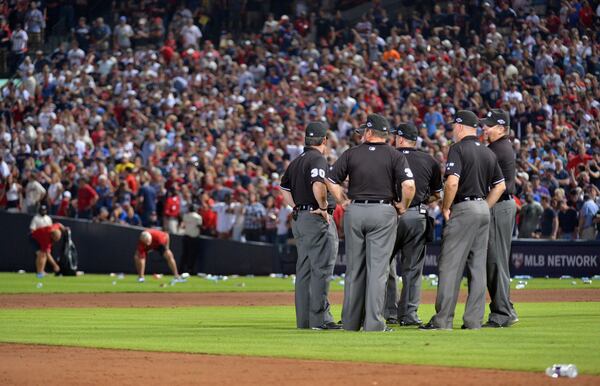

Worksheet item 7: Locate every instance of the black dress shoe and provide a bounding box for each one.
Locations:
[312,322,343,330]
[386,318,399,325]
[418,322,440,330]
[400,320,423,326]
[461,325,481,330]
[482,321,504,328]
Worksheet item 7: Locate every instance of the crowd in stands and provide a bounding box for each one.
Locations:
[0,0,599,243]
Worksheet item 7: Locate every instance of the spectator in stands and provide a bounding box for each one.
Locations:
[24,2,44,53]
[3,174,22,213]
[539,196,559,239]
[91,17,111,51]
[264,195,278,244]
[180,204,203,275]
[113,16,133,50]
[180,17,202,49]
[579,186,599,240]
[519,193,543,238]
[120,203,142,226]
[9,23,27,74]
[76,177,98,220]
[558,199,579,240]
[163,187,181,234]
[213,193,238,240]
[24,171,45,215]
[243,192,266,242]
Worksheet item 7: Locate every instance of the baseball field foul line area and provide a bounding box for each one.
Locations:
[1,274,599,385]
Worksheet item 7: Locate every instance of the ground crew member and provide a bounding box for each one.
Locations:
[421,110,506,330]
[31,222,65,278]
[481,109,519,328]
[385,123,442,326]
[280,121,341,330]
[134,228,185,284]
[327,114,415,332]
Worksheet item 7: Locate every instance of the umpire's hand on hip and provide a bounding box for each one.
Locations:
[394,202,407,216]
[310,208,330,224]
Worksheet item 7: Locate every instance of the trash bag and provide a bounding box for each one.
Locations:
[58,228,78,276]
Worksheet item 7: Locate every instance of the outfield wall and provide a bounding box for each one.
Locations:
[0,212,598,277]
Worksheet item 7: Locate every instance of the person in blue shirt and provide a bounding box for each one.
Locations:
[120,203,141,226]
[95,174,113,211]
[423,103,444,138]
[138,174,157,227]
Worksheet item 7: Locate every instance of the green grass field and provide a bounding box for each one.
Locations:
[0,272,599,294]
[1,303,600,374]
[1,273,599,375]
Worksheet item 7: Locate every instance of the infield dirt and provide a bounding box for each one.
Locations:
[1,288,598,308]
[2,343,599,386]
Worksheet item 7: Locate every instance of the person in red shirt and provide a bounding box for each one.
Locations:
[77,178,98,219]
[31,223,65,278]
[163,188,181,234]
[567,145,593,175]
[134,228,184,283]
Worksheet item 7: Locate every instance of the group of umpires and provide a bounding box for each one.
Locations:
[281,109,519,331]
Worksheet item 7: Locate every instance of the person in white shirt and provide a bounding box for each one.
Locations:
[10,23,28,73]
[24,172,46,215]
[180,18,202,49]
[114,16,134,49]
[180,204,203,274]
[212,194,239,239]
[67,40,86,67]
[30,205,53,231]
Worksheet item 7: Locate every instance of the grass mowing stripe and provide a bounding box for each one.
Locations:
[1,273,599,294]
[1,303,599,374]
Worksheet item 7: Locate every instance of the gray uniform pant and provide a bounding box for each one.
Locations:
[342,203,398,331]
[385,208,427,323]
[487,199,518,325]
[291,211,338,328]
[431,200,490,329]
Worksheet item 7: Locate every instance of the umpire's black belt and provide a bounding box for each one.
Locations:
[350,200,392,205]
[498,193,514,202]
[296,204,334,214]
[407,203,428,213]
[457,196,484,202]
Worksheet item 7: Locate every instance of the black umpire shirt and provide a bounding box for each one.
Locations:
[328,142,413,201]
[445,136,504,203]
[397,148,443,206]
[280,147,335,209]
[487,136,516,195]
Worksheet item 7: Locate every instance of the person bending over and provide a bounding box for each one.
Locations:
[31,223,65,278]
[134,228,185,283]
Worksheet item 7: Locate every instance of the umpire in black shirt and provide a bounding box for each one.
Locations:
[327,114,415,332]
[385,123,443,326]
[280,122,341,330]
[481,109,519,328]
[421,110,506,330]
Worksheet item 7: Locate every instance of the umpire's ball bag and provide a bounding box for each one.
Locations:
[59,228,78,275]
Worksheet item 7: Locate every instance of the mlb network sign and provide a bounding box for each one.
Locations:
[419,241,600,277]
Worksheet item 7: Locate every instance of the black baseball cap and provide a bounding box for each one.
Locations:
[392,122,418,141]
[358,114,390,133]
[451,110,479,128]
[481,109,510,127]
[305,121,328,138]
